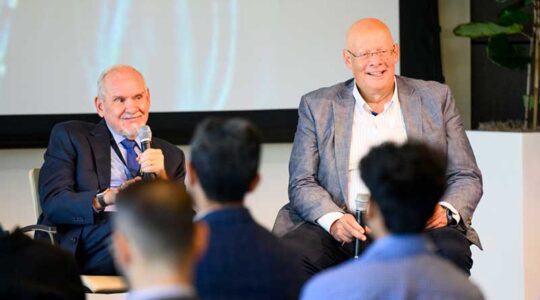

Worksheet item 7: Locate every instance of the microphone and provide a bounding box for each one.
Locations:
[137,125,156,181]
[354,194,369,259]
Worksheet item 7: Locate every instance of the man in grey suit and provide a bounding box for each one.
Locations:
[273,18,482,276]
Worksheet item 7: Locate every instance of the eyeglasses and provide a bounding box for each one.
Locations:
[347,45,395,60]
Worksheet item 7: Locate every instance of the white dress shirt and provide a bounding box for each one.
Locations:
[346,79,407,211]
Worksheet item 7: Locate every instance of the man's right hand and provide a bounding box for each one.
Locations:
[102,188,119,205]
[329,214,367,243]
[108,176,142,204]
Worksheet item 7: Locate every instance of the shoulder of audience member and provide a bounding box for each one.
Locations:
[429,256,485,299]
[0,230,82,274]
[301,259,359,299]
[0,229,85,299]
[0,229,72,258]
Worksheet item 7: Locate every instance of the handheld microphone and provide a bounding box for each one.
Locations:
[354,194,369,259]
[137,125,156,181]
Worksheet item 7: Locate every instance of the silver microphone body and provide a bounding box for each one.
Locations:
[354,194,369,259]
[137,125,156,181]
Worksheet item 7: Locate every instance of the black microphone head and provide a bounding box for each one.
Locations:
[137,125,152,143]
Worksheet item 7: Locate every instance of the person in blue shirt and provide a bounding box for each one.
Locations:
[301,142,484,300]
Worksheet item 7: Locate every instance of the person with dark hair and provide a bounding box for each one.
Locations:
[37,65,186,275]
[273,17,482,277]
[187,118,305,300]
[112,180,204,300]
[0,224,85,300]
[301,142,484,300]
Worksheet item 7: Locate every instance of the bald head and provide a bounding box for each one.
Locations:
[346,18,394,51]
[97,64,146,99]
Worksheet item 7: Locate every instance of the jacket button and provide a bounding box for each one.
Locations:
[70,237,78,243]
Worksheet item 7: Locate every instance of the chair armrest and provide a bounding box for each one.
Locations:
[19,224,57,244]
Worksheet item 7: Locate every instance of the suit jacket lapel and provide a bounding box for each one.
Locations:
[333,80,355,204]
[88,120,111,190]
[397,76,423,140]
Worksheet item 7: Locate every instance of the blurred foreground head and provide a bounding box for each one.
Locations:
[360,142,447,235]
[112,180,205,287]
[188,118,261,206]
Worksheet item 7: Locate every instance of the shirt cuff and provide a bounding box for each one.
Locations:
[317,212,344,233]
[439,201,461,224]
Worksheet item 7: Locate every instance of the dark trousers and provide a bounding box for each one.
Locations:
[75,213,117,275]
[281,222,472,278]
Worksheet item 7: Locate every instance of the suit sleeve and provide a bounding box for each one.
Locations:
[441,86,483,226]
[164,145,186,184]
[38,124,95,226]
[288,97,345,223]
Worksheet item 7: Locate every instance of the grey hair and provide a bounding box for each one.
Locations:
[96,64,146,99]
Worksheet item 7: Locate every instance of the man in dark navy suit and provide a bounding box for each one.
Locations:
[187,118,305,300]
[37,65,186,275]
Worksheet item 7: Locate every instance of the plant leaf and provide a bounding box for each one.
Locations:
[498,7,532,26]
[454,22,523,38]
[487,35,530,69]
[521,95,534,110]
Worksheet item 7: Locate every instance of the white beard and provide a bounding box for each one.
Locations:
[121,122,142,140]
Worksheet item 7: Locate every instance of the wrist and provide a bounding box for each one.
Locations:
[445,207,458,226]
[317,212,345,233]
[95,189,109,211]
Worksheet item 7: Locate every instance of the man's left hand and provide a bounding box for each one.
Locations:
[425,205,448,230]
[138,149,168,179]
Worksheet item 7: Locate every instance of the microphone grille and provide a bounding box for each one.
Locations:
[137,125,152,143]
[355,194,370,211]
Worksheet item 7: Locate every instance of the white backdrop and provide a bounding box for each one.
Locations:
[0,0,399,115]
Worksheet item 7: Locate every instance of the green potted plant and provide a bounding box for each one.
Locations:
[454,4,540,299]
[454,0,539,130]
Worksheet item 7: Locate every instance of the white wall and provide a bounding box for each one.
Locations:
[468,132,540,300]
[1,0,399,115]
[468,132,525,299]
[0,148,46,229]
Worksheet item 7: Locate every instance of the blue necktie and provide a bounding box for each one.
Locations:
[120,139,139,179]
